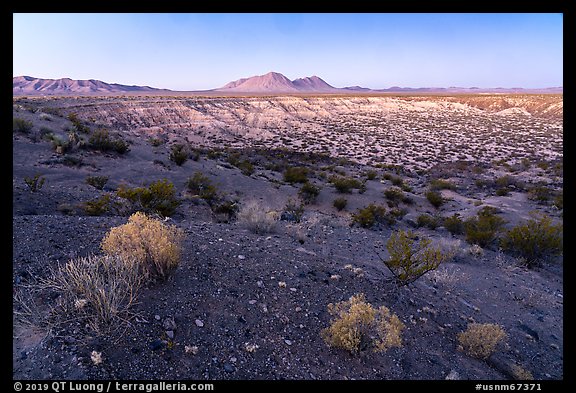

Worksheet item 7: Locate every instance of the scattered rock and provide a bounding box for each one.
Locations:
[445,370,460,380]
[238,255,246,260]
[244,343,259,353]
[248,300,257,305]
[223,363,235,373]
[166,331,174,340]
[154,315,161,321]
[256,280,264,288]
[195,319,204,328]
[163,317,177,331]
[185,345,199,355]
[284,339,293,346]
[278,281,287,288]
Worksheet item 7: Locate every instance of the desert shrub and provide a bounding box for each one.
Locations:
[13,117,33,133]
[429,179,456,191]
[169,144,188,166]
[42,254,141,333]
[553,192,563,210]
[365,170,378,180]
[464,208,506,247]
[117,179,181,217]
[383,230,448,286]
[495,187,510,196]
[425,190,445,208]
[88,129,129,154]
[390,175,404,187]
[67,112,90,133]
[500,212,562,267]
[24,173,45,192]
[352,204,389,229]
[527,184,551,203]
[236,160,255,176]
[298,182,320,204]
[283,166,309,184]
[186,172,218,204]
[149,137,165,147]
[458,323,507,359]
[43,133,71,154]
[101,212,185,280]
[495,175,515,188]
[85,175,109,190]
[333,197,348,211]
[383,187,412,205]
[237,200,276,234]
[321,293,404,354]
[416,214,441,230]
[211,199,239,223]
[443,213,464,235]
[83,194,114,216]
[511,364,534,380]
[281,199,305,223]
[331,176,363,194]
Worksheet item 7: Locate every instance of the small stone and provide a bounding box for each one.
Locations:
[195,319,204,327]
[166,330,174,340]
[154,315,161,321]
[284,339,293,346]
[238,255,246,260]
[185,345,199,355]
[90,351,103,365]
[550,343,559,350]
[295,307,302,312]
[163,317,177,331]
[230,357,237,363]
[257,280,264,288]
[445,370,460,380]
[244,343,259,353]
[330,274,341,280]
[248,300,257,305]
[289,287,297,292]
[278,281,287,288]
[223,363,235,373]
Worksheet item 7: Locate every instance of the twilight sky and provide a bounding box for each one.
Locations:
[13,13,563,90]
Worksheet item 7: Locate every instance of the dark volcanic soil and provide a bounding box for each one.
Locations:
[13,97,563,381]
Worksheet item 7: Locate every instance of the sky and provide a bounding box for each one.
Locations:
[13,13,563,90]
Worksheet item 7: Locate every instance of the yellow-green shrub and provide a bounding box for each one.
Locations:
[101,212,185,280]
[117,179,181,217]
[458,323,507,359]
[321,293,404,354]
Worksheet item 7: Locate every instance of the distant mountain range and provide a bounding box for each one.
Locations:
[13,73,563,95]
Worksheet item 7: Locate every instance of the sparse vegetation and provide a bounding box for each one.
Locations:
[500,212,562,267]
[321,293,404,354]
[298,182,320,204]
[464,207,506,247]
[169,144,189,166]
[101,212,185,281]
[83,194,114,216]
[237,200,276,234]
[333,197,348,211]
[331,176,363,194]
[87,129,129,154]
[351,203,389,228]
[283,166,309,184]
[458,323,507,359]
[429,178,456,191]
[186,172,218,204]
[382,229,448,286]
[416,213,441,230]
[443,213,464,235]
[85,175,109,190]
[24,173,45,192]
[511,364,534,380]
[117,179,181,217]
[280,199,305,223]
[425,190,445,209]
[13,117,33,133]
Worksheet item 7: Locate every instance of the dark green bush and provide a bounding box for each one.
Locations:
[149,137,165,147]
[117,179,181,217]
[298,182,321,204]
[366,170,378,180]
[280,199,304,223]
[13,118,33,133]
[351,204,389,228]
[83,194,113,216]
[236,160,255,176]
[333,197,348,211]
[443,213,464,235]
[186,172,218,204]
[331,176,363,194]
[86,176,109,190]
[500,212,562,267]
[429,179,456,191]
[24,173,45,192]
[527,185,551,203]
[425,190,445,208]
[284,166,309,183]
[211,199,239,223]
[88,129,129,154]
[383,230,447,286]
[169,144,189,166]
[417,214,441,230]
[464,208,506,247]
[495,188,510,196]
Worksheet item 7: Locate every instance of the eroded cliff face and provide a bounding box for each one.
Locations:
[40,94,562,168]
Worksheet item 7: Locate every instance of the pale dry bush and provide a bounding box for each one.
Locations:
[511,363,534,380]
[458,323,507,359]
[321,293,404,354]
[427,266,469,290]
[42,254,141,333]
[236,200,276,234]
[101,212,185,280]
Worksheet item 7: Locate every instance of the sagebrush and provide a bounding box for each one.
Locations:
[458,323,507,359]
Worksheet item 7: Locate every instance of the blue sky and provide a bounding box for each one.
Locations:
[13,13,563,90]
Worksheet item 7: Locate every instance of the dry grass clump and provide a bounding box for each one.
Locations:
[510,363,534,380]
[42,254,141,333]
[458,323,507,359]
[237,200,276,234]
[101,212,185,280]
[321,293,404,354]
